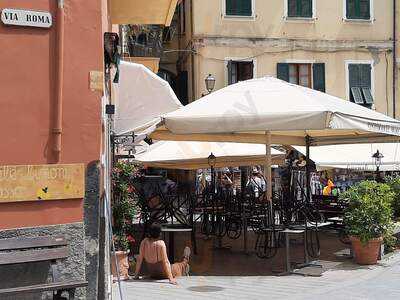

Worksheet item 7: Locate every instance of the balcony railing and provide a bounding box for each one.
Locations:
[122,25,163,58]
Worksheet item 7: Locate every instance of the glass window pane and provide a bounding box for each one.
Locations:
[299,76,309,87]
[299,64,310,87]
[289,65,298,84]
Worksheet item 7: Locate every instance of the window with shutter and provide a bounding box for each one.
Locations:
[228,60,254,85]
[348,63,373,108]
[226,0,252,17]
[346,0,370,20]
[287,0,313,18]
[278,62,325,91]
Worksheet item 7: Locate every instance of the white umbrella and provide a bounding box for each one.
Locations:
[135,141,285,170]
[113,61,182,135]
[295,143,400,171]
[152,77,400,200]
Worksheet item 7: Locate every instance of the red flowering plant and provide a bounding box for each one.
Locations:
[112,161,142,252]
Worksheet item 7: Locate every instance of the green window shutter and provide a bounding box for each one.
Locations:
[348,64,360,100]
[359,0,370,19]
[348,64,360,87]
[346,0,357,19]
[300,0,312,18]
[277,63,290,82]
[227,60,233,85]
[347,0,370,19]
[312,63,325,92]
[288,0,298,17]
[288,0,312,18]
[226,0,252,16]
[360,64,371,87]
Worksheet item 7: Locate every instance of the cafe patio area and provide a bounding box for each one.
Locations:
[113,225,400,299]
[114,230,400,300]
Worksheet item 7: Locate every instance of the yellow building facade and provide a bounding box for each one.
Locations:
[165,0,400,117]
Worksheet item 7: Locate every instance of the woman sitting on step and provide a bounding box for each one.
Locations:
[133,223,190,285]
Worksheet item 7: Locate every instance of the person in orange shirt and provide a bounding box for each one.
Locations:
[323,179,335,196]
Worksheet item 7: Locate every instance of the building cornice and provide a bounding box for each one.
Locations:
[192,36,393,52]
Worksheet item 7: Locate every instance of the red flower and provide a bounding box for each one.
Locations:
[127,235,135,244]
[127,185,135,193]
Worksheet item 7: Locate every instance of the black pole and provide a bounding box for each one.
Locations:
[211,165,215,194]
[305,135,311,202]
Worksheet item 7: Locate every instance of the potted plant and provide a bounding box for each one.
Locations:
[111,162,141,280]
[341,180,394,265]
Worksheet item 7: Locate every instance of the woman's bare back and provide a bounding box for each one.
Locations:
[141,238,167,264]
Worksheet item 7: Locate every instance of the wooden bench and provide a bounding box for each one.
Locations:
[0,236,87,299]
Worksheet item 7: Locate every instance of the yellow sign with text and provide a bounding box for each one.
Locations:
[0,164,85,203]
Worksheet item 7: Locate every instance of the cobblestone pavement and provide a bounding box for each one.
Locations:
[113,251,400,300]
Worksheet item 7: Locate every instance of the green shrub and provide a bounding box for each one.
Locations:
[384,176,400,219]
[341,181,394,244]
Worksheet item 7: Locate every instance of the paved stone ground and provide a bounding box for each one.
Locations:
[113,251,400,300]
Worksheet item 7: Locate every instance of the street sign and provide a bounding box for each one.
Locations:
[1,8,52,28]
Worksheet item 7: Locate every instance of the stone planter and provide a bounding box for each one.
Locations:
[350,236,383,265]
[111,250,130,281]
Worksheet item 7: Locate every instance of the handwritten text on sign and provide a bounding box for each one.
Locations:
[0,164,84,203]
[1,8,52,28]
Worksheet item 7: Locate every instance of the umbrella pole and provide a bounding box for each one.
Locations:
[265,131,272,201]
[305,135,311,202]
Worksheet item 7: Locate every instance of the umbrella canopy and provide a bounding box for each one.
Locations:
[135,141,285,170]
[295,143,400,171]
[114,61,182,135]
[151,77,400,146]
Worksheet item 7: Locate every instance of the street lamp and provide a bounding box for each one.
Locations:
[205,74,216,94]
[372,150,384,181]
[208,153,216,193]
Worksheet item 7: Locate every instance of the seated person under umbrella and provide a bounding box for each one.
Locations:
[134,223,191,285]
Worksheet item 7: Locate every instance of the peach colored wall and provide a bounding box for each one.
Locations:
[0,0,103,229]
[193,0,392,40]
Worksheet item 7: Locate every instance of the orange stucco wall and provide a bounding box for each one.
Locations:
[0,0,104,229]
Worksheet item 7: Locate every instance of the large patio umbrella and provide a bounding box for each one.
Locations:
[135,141,285,169]
[113,61,182,135]
[295,143,400,171]
[151,77,400,200]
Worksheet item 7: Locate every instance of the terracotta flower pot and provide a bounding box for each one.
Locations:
[111,250,130,280]
[350,236,383,265]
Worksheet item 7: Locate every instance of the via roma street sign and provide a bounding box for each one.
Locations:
[1,8,52,28]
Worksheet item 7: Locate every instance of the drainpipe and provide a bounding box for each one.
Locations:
[53,0,65,162]
[190,0,195,101]
[393,0,397,118]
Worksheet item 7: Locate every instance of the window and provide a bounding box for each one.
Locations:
[287,0,313,18]
[346,0,371,20]
[277,63,325,92]
[225,0,252,17]
[348,63,373,107]
[227,60,254,85]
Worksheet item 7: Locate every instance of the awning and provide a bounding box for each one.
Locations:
[111,0,179,26]
[113,61,182,135]
[295,143,400,171]
[135,141,285,170]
